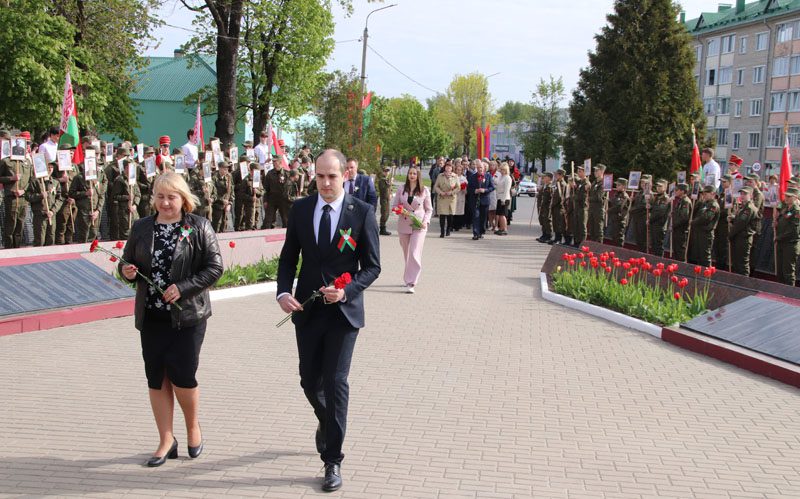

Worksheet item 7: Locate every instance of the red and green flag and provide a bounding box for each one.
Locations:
[59,69,83,165]
[779,125,792,201]
[690,124,702,180]
[361,91,373,138]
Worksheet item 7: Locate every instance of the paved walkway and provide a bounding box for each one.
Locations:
[1,196,799,498]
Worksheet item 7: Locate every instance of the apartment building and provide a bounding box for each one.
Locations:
[687,0,800,178]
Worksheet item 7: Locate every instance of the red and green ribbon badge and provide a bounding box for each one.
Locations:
[337,228,356,253]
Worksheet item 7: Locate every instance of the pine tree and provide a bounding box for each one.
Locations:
[563,0,706,180]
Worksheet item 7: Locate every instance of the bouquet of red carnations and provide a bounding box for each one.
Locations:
[276,272,352,327]
[460,181,467,191]
[391,205,424,230]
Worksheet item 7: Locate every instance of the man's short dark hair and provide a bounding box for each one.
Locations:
[316,149,347,174]
[346,157,358,165]
[702,147,714,156]
[187,129,195,139]
[48,126,60,136]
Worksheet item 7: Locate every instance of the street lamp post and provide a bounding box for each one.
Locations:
[360,4,397,96]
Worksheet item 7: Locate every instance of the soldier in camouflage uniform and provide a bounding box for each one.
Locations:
[0,135,32,248]
[236,162,264,230]
[378,165,393,236]
[629,174,652,252]
[570,168,590,247]
[775,187,800,286]
[671,183,692,262]
[69,157,106,243]
[648,179,670,256]
[189,165,214,219]
[548,169,567,245]
[110,159,141,240]
[688,185,720,267]
[25,161,61,246]
[713,175,733,270]
[745,174,764,274]
[587,164,607,242]
[607,178,630,246]
[211,161,234,233]
[536,172,553,243]
[728,186,759,276]
[54,144,78,245]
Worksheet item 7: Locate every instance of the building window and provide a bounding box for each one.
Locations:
[704,98,716,115]
[748,132,761,149]
[791,56,800,75]
[771,92,786,112]
[789,126,800,148]
[767,127,784,147]
[734,100,743,117]
[706,68,716,86]
[718,67,733,84]
[756,32,769,51]
[789,91,800,111]
[717,128,729,146]
[708,38,719,56]
[732,132,741,150]
[718,97,731,115]
[695,45,702,61]
[750,98,763,117]
[773,57,790,77]
[740,36,748,54]
[721,34,736,53]
[753,65,765,84]
[777,22,794,43]
[736,68,745,86]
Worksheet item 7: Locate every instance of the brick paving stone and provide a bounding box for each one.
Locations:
[1,196,799,498]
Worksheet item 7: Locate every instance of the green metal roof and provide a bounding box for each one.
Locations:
[685,0,800,34]
[132,55,216,102]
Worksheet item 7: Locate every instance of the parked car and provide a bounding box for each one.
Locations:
[517,178,537,197]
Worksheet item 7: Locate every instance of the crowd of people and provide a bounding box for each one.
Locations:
[535,148,800,286]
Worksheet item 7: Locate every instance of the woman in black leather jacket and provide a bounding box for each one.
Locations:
[119,172,223,467]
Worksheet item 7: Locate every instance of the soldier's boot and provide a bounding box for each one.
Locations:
[379,226,392,236]
[563,234,573,246]
[536,232,550,243]
[547,233,562,245]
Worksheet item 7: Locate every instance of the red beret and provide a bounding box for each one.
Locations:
[159,135,171,145]
[728,154,743,167]
[19,131,31,140]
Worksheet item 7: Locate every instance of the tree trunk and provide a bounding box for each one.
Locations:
[215,35,238,149]
[540,156,546,173]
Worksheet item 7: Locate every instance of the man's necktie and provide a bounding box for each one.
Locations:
[318,204,331,251]
[349,180,354,195]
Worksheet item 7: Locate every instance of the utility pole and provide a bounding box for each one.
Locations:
[360,4,397,96]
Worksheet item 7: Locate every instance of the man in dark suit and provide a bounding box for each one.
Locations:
[467,161,494,240]
[343,158,377,209]
[277,149,381,492]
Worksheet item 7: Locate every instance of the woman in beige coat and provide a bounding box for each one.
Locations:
[433,160,459,237]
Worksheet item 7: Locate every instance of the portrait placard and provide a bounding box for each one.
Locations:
[57,150,72,171]
[668,182,676,197]
[677,171,687,184]
[765,184,779,207]
[705,173,716,187]
[105,143,114,162]
[628,171,641,190]
[145,157,157,178]
[84,149,97,180]
[10,137,26,161]
[732,178,744,194]
[118,158,125,174]
[204,151,212,164]
[724,189,733,208]
[213,151,224,166]
[246,147,255,161]
[239,161,249,179]
[691,181,700,200]
[253,169,261,188]
[174,155,185,174]
[603,173,613,191]
[229,146,238,162]
[203,161,212,183]
[584,158,592,177]
[127,162,137,186]
[642,179,652,200]
[136,143,144,161]
[33,153,48,179]
[0,139,10,159]
[210,138,221,155]
[91,140,101,152]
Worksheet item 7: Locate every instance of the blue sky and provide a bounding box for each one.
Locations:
[150,0,712,106]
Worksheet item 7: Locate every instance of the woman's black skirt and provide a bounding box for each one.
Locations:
[140,311,206,389]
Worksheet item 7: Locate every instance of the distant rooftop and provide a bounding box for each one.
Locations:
[684,0,800,35]
[132,51,216,102]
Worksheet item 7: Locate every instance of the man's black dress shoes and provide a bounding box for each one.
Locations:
[322,463,342,492]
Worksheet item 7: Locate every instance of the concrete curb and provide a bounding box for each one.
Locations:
[539,273,663,338]
[210,281,278,301]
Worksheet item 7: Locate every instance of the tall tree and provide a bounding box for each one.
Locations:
[562,0,705,179]
[497,100,534,124]
[519,76,566,172]
[381,95,451,164]
[432,73,493,156]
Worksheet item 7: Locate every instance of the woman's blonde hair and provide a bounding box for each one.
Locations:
[499,162,510,175]
[151,172,199,214]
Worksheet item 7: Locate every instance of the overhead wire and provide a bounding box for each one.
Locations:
[366,44,443,95]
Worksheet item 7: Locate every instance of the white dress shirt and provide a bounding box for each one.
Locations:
[254,142,270,165]
[181,142,198,168]
[38,139,57,163]
[277,192,346,303]
[703,159,721,189]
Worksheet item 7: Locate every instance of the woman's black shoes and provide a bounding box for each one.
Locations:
[188,440,204,458]
[146,438,178,467]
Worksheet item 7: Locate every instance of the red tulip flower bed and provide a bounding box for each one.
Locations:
[551,246,714,326]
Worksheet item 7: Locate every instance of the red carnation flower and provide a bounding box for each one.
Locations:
[114,241,124,249]
[333,272,352,289]
[109,256,118,262]
[89,239,99,253]
[229,241,236,248]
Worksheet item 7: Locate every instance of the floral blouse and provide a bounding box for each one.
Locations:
[146,221,181,311]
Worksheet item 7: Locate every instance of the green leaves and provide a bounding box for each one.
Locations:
[431,72,493,156]
[214,256,281,289]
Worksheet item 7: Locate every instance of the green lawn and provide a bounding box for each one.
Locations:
[394,174,431,187]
